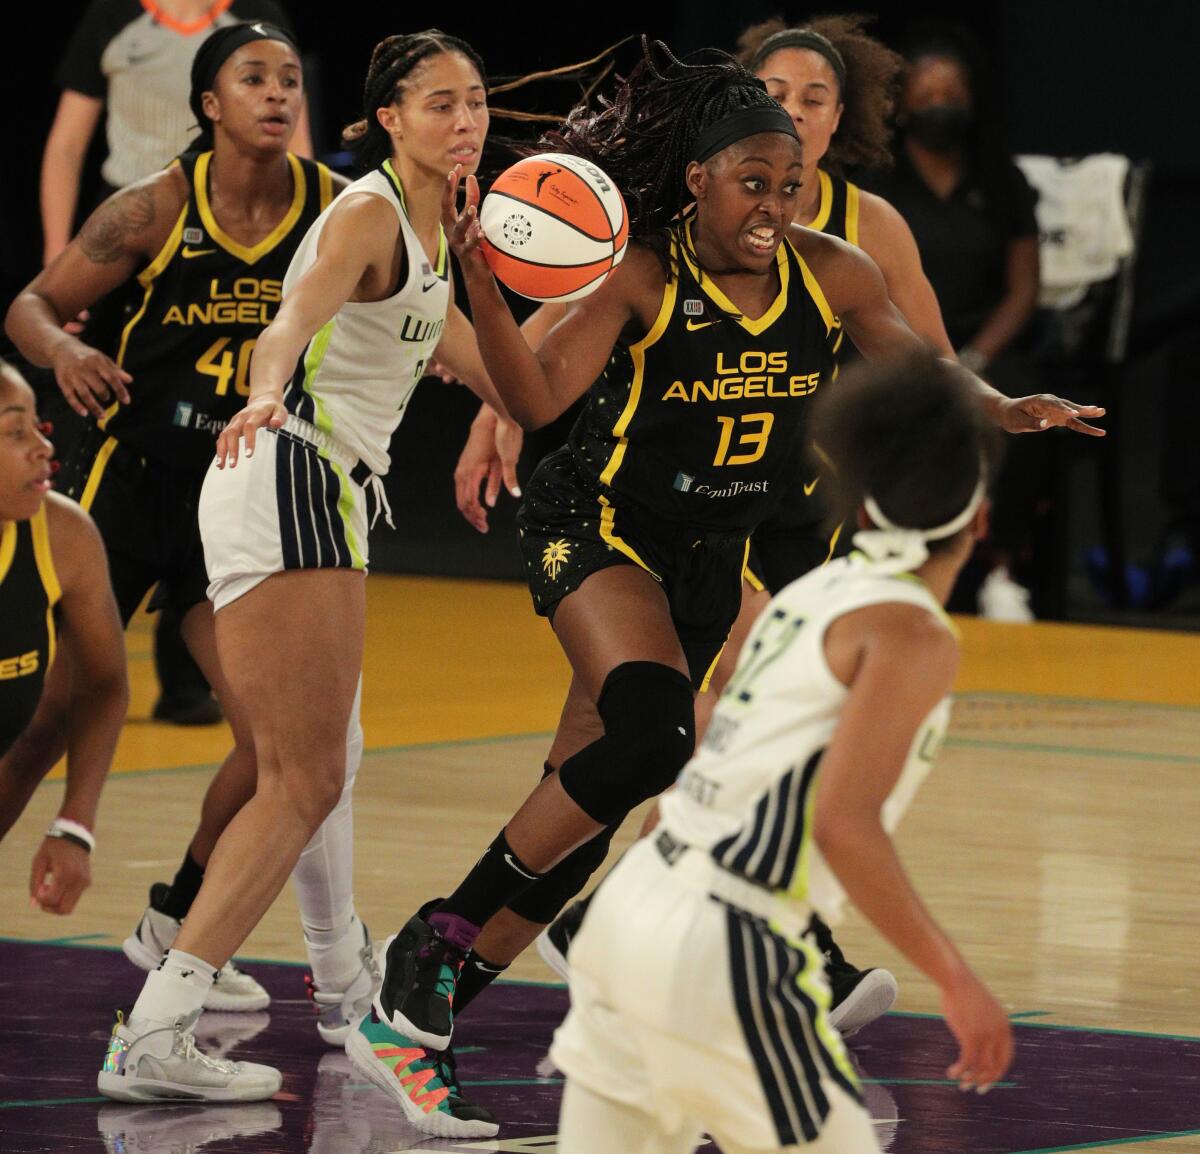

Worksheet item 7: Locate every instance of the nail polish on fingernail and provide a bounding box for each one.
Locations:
[512,486,522,497]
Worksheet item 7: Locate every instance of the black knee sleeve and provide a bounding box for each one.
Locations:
[507,819,621,923]
[557,661,695,825]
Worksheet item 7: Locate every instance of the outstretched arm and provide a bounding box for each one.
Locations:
[807,228,1105,437]
[216,193,396,467]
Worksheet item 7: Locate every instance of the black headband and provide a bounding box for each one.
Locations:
[189,22,298,127]
[693,105,799,163]
[750,29,847,93]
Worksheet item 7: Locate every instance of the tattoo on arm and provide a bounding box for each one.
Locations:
[78,187,157,264]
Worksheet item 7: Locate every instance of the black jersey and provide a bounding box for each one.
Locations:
[87,150,334,468]
[0,507,60,756]
[568,223,836,533]
[809,169,860,365]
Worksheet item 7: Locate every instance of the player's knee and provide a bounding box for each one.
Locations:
[559,662,695,824]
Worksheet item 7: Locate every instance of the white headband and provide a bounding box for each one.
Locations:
[854,476,987,573]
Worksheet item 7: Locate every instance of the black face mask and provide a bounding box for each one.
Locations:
[905,105,972,152]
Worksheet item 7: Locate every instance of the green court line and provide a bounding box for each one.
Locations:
[886,1009,1200,1045]
[1010,1010,1053,1020]
[862,1078,1016,1088]
[42,729,560,786]
[959,690,1200,715]
[1010,1129,1200,1154]
[462,1078,563,1087]
[0,1096,108,1109]
[28,932,111,946]
[945,736,1200,766]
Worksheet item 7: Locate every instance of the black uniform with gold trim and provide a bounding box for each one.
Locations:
[0,506,61,755]
[518,222,836,688]
[57,150,333,619]
[748,169,861,595]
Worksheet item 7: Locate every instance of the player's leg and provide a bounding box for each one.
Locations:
[717,1080,882,1154]
[99,568,364,1103]
[121,597,270,1011]
[371,563,695,1049]
[693,576,768,741]
[559,1079,700,1154]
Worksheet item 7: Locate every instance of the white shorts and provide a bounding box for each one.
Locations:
[551,837,878,1153]
[199,419,372,611]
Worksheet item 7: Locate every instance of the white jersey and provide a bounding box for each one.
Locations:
[659,552,954,926]
[281,161,450,476]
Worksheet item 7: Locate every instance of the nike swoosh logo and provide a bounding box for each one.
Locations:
[421,280,438,292]
[181,247,216,259]
[803,478,819,496]
[503,853,539,880]
[686,319,717,331]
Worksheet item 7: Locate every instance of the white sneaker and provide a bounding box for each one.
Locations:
[308,922,382,1046]
[97,1014,282,1103]
[978,566,1035,623]
[124,890,271,1013]
[97,1100,282,1152]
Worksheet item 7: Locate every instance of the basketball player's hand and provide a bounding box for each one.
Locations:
[443,166,489,276]
[1002,394,1106,436]
[941,973,1014,1093]
[29,836,91,915]
[52,342,132,420]
[455,413,522,531]
[217,396,286,468]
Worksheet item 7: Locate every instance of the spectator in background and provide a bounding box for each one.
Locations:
[39,0,311,723]
[866,24,1046,620]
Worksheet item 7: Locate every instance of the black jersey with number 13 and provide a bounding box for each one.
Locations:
[568,222,837,534]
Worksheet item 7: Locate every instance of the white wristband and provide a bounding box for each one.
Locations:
[47,817,95,853]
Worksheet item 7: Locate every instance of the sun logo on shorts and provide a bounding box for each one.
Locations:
[542,539,572,581]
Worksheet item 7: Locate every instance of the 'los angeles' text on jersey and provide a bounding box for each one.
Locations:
[568,221,837,533]
[85,150,334,467]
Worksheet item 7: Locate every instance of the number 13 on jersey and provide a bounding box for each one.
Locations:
[713,411,774,466]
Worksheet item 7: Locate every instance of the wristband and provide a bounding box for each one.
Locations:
[46,817,95,853]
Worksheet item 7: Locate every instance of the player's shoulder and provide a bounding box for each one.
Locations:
[43,493,105,585]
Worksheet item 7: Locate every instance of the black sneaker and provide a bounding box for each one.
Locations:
[809,914,898,1038]
[534,891,594,981]
[373,913,467,1050]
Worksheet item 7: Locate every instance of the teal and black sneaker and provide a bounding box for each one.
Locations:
[373,913,466,1049]
[345,1013,498,1139]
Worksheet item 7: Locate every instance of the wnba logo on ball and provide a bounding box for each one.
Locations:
[502,215,533,247]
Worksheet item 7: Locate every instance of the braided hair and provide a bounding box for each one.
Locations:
[544,39,790,278]
[736,15,903,176]
[343,30,488,171]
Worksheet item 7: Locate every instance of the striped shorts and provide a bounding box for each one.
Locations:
[198,416,372,611]
[551,837,879,1153]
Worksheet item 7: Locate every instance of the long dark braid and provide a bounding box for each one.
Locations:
[544,39,783,277]
[343,30,488,171]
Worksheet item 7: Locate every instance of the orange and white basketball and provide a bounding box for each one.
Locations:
[479,153,629,303]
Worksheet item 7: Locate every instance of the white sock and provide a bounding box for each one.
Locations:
[129,949,215,1032]
[293,677,362,991]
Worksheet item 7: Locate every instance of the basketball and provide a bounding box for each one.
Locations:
[479,153,629,303]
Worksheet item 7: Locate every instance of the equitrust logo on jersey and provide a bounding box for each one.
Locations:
[673,472,769,499]
[174,402,194,428]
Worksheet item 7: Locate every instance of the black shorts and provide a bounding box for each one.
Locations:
[746,478,847,596]
[56,427,209,621]
[517,447,749,690]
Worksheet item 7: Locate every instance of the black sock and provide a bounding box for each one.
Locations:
[158,851,205,920]
[453,951,510,1017]
[437,830,543,931]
